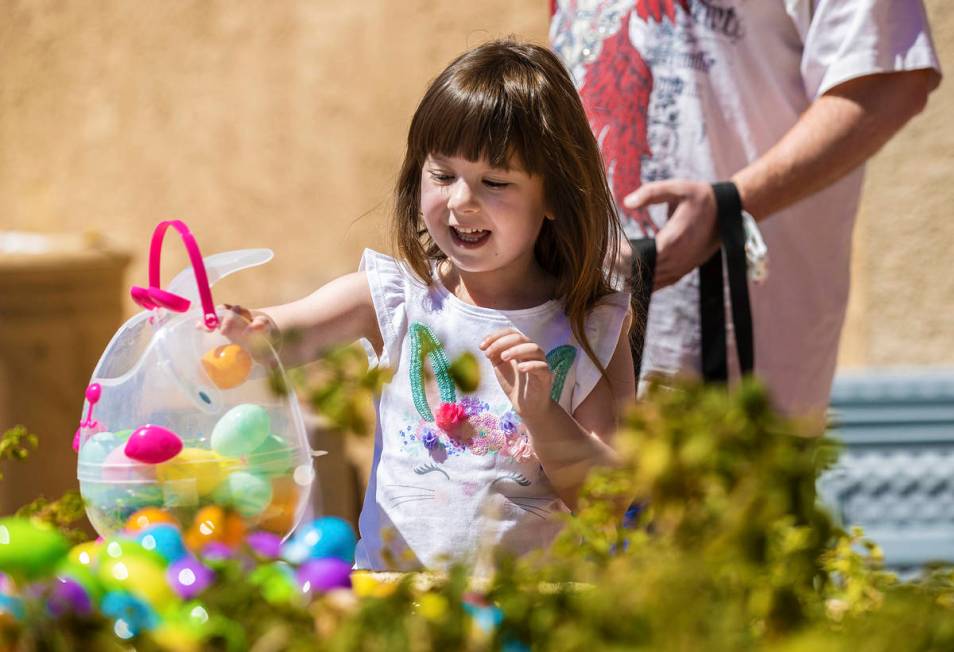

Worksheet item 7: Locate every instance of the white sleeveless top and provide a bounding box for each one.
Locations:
[354,250,629,570]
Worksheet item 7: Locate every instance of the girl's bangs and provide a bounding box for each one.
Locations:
[411,78,541,173]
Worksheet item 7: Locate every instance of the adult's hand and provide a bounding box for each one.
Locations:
[623,179,719,290]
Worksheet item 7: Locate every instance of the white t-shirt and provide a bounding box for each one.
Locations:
[354,250,629,570]
[551,0,941,416]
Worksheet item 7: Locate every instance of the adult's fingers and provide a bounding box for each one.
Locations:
[623,180,686,210]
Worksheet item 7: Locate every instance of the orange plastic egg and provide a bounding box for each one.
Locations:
[201,344,253,389]
[126,507,179,533]
[184,506,246,550]
[257,477,302,535]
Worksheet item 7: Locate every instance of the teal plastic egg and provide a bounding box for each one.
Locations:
[101,591,159,638]
[78,431,122,468]
[211,404,271,457]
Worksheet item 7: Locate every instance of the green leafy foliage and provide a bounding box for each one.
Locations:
[3,363,954,650]
[0,425,38,481]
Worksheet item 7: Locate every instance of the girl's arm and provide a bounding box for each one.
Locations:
[481,315,635,511]
[221,271,382,369]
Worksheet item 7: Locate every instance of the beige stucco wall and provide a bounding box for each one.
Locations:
[838,0,953,368]
[0,0,950,365]
[0,0,549,308]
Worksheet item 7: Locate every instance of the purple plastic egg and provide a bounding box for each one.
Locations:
[167,557,214,600]
[201,542,235,561]
[48,577,92,616]
[296,558,352,597]
[124,425,183,464]
[246,531,282,560]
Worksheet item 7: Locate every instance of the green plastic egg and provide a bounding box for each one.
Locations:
[210,404,271,457]
[0,517,70,580]
[247,434,295,477]
[212,471,273,518]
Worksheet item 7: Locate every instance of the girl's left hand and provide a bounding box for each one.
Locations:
[480,328,553,419]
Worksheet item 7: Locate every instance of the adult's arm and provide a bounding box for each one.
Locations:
[625,68,940,290]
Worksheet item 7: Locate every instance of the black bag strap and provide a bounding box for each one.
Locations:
[628,181,755,386]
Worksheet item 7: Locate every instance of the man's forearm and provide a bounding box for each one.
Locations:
[733,70,937,220]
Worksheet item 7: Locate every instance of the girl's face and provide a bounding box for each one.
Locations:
[420,154,550,277]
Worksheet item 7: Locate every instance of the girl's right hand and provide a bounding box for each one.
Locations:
[218,304,280,358]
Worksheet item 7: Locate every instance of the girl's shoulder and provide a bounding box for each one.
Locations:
[584,290,631,328]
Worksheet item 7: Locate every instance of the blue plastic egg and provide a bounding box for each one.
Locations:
[284,517,357,564]
[136,524,188,564]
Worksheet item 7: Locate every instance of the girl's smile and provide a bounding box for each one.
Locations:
[419,153,555,309]
[449,225,491,247]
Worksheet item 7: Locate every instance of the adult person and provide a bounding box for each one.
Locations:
[551,1,942,424]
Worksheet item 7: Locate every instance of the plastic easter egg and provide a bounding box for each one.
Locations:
[156,447,234,496]
[102,537,168,569]
[151,600,208,651]
[55,559,103,602]
[0,594,25,620]
[136,524,188,563]
[210,404,271,457]
[350,572,399,599]
[296,557,352,597]
[246,531,282,559]
[202,542,239,563]
[126,508,179,533]
[247,434,295,477]
[249,562,298,606]
[0,517,70,580]
[101,446,156,484]
[68,541,102,568]
[258,477,302,535]
[167,556,214,599]
[124,425,183,464]
[47,576,93,616]
[99,554,176,609]
[184,506,246,551]
[201,344,253,389]
[287,517,357,564]
[101,591,159,638]
[78,431,122,468]
[212,471,273,518]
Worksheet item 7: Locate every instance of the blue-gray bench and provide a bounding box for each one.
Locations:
[818,369,954,571]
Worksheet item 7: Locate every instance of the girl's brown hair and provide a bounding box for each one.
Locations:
[392,38,624,376]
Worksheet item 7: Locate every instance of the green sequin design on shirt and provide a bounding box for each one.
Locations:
[409,322,457,422]
[546,345,576,401]
[408,322,578,422]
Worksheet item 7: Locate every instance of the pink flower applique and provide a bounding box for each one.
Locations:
[507,436,536,463]
[435,402,468,432]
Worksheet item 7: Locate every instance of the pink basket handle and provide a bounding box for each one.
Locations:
[134,220,219,329]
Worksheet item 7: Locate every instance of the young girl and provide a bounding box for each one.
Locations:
[223,39,634,570]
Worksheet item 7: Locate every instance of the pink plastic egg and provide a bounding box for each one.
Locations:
[124,425,183,464]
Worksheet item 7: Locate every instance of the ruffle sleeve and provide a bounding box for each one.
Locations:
[358,249,409,370]
[570,291,632,413]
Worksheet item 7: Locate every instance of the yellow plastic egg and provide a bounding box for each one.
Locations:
[98,555,177,609]
[157,448,235,496]
[67,541,102,568]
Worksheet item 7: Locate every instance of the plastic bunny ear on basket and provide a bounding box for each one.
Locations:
[167,248,274,305]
